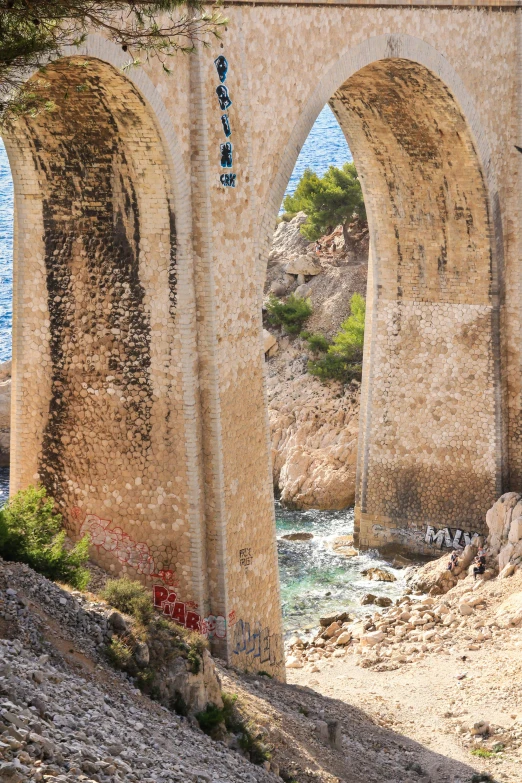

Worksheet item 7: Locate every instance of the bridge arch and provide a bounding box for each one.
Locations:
[260,34,505,553]
[3,41,208,608]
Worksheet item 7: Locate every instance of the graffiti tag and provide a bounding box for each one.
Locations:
[239,547,253,568]
[77,510,178,585]
[232,619,282,666]
[214,55,237,187]
[425,525,480,550]
[153,585,202,632]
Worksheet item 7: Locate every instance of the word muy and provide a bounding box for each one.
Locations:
[153,585,233,639]
[425,525,480,550]
[232,619,282,666]
[214,56,237,188]
[76,509,177,585]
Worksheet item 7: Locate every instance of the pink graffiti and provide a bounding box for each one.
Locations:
[78,511,178,586]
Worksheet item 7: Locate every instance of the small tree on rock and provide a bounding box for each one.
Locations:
[282,163,366,245]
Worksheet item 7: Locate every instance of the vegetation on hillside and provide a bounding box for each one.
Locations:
[0,1,224,123]
[0,484,90,588]
[266,293,312,334]
[197,692,272,764]
[282,162,366,243]
[307,293,366,383]
[102,576,207,703]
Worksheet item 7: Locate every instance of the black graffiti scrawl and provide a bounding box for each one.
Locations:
[220,142,233,168]
[214,53,237,187]
[214,55,229,84]
[221,114,231,138]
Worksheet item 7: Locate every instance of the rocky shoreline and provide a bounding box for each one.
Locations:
[282,493,522,781]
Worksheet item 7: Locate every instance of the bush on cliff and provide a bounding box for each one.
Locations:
[102,576,154,626]
[282,163,366,243]
[308,293,365,383]
[0,485,90,589]
[266,293,312,334]
[301,331,329,354]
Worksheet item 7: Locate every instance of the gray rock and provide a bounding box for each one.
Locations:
[107,610,127,632]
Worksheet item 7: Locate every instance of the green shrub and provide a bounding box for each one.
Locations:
[101,576,153,626]
[308,293,365,383]
[196,703,225,736]
[308,353,362,383]
[302,332,329,354]
[238,723,271,764]
[330,292,365,356]
[266,294,312,334]
[282,162,366,241]
[105,636,134,671]
[187,648,201,674]
[197,692,270,763]
[0,485,90,589]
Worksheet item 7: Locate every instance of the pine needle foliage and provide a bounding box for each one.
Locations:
[0,1,225,123]
[282,163,366,242]
[308,293,365,383]
[0,484,90,588]
[266,293,312,335]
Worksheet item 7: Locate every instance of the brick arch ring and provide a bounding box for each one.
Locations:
[256,32,504,292]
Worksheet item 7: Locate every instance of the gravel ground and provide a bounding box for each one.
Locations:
[0,559,277,783]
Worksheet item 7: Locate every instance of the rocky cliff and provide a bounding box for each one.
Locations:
[264,214,368,510]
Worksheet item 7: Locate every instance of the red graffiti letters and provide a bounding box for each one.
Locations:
[153,585,202,632]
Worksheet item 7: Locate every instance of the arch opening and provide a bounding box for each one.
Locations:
[268,54,503,556]
[3,57,197,594]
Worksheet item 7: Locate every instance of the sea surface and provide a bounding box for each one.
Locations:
[0,106,390,634]
[276,502,404,636]
[282,105,352,207]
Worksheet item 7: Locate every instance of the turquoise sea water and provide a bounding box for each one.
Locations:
[0,105,386,633]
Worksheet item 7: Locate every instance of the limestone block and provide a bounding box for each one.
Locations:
[508,517,522,544]
[499,543,514,572]
[263,329,277,354]
[284,254,321,276]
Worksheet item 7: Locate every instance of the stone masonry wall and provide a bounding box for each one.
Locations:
[4,4,522,674]
[5,58,205,615]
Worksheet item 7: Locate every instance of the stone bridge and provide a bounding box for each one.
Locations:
[3,0,522,675]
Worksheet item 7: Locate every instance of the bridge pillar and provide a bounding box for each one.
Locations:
[5,49,284,677]
[332,59,505,556]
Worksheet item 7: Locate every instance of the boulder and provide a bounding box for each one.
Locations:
[269,212,311,262]
[263,329,277,354]
[286,656,304,669]
[134,642,150,667]
[375,596,393,608]
[330,535,358,558]
[281,532,313,541]
[269,373,360,511]
[360,631,385,647]
[284,254,322,277]
[360,593,377,606]
[486,492,522,565]
[362,568,396,583]
[107,610,127,632]
[324,621,340,638]
[335,631,352,646]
